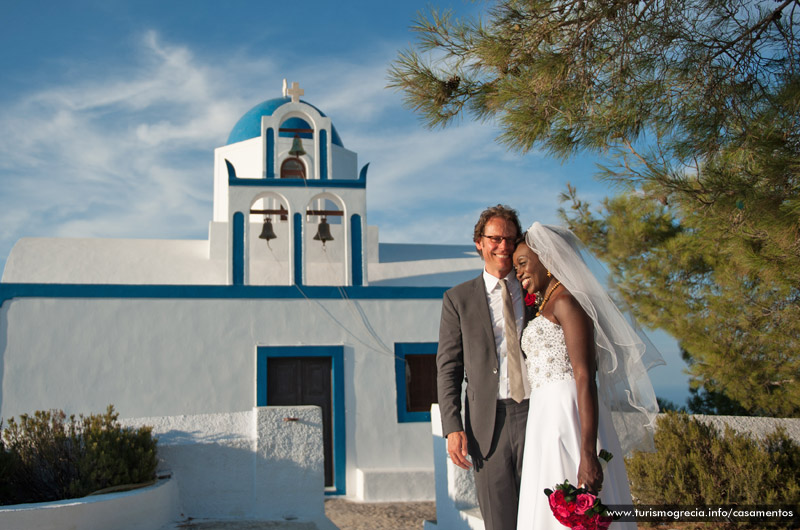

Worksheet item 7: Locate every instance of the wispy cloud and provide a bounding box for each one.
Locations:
[0,30,609,274]
[0,33,246,257]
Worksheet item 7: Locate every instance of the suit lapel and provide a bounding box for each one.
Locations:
[470,274,498,359]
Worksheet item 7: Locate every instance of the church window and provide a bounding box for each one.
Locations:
[394,343,438,422]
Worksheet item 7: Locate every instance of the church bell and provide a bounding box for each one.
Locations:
[313,217,334,246]
[258,218,278,245]
[288,134,306,158]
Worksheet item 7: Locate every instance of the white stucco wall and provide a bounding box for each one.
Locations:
[121,407,335,526]
[1,234,483,288]
[330,143,357,179]
[1,238,226,285]
[0,294,444,500]
[0,478,181,530]
[214,138,261,211]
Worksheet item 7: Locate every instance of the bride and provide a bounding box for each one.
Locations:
[513,222,663,529]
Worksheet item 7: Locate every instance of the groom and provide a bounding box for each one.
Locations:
[436,204,531,530]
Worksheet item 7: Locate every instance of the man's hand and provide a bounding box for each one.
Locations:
[446,431,472,469]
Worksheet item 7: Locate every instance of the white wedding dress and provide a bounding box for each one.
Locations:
[516,316,637,529]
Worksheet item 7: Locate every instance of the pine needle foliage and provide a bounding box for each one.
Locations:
[389,1,800,415]
[627,412,800,527]
[0,406,157,505]
[560,188,800,417]
[389,0,799,159]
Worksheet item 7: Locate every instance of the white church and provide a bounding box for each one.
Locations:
[0,81,485,517]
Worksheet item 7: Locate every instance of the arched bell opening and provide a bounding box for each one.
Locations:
[278,115,314,179]
[248,193,291,286]
[304,193,346,286]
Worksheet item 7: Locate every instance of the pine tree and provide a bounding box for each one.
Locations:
[389,0,800,415]
[560,187,799,416]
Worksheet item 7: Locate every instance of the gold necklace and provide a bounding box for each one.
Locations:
[536,280,562,317]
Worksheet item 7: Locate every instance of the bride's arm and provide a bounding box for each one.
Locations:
[552,292,603,493]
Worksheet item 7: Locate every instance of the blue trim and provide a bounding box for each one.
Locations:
[225,159,237,179]
[232,212,245,285]
[228,176,365,189]
[319,129,328,180]
[229,136,365,188]
[350,214,363,287]
[257,345,346,495]
[0,284,448,307]
[266,128,275,179]
[394,342,438,423]
[293,213,303,285]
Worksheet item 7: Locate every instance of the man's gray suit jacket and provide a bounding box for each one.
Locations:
[437,274,505,458]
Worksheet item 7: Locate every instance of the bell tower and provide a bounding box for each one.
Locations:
[209,81,368,287]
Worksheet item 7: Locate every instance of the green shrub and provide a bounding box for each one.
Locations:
[627,411,800,528]
[0,421,20,501]
[0,405,157,505]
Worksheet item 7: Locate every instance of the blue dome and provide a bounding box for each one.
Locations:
[226,97,344,147]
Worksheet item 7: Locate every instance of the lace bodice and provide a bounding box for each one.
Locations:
[521,316,574,389]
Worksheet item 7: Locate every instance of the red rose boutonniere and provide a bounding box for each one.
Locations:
[524,292,537,307]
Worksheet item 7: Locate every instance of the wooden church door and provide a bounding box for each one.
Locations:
[266,357,334,487]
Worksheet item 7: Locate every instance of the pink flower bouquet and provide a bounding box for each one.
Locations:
[543,450,615,529]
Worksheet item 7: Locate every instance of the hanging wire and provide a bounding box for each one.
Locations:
[323,243,394,357]
[265,237,285,281]
[293,283,397,359]
[285,236,398,360]
[285,125,405,362]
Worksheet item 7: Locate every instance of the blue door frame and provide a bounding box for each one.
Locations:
[256,345,345,495]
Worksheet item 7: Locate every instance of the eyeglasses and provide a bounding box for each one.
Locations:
[481,235,517,245]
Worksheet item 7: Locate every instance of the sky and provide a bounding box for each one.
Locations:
[0,0,690,404]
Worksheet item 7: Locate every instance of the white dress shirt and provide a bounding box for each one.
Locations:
[483,269,531,400]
